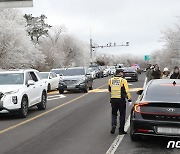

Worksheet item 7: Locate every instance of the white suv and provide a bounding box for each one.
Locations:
[0,69,47,118]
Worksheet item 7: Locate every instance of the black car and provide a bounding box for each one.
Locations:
[117,67,138,81]
[130,79,180,141]
[58,67,93,94]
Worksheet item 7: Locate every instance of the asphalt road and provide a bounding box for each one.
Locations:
[0,73,166,154]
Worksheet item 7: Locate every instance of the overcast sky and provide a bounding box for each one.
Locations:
[21,0,180,56]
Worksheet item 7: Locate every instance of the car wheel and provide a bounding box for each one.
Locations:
[47,84,51,92]
[89,83,93,90]
[83,87,88,93]
[37,92,47,110]
[19,97,28,118]
[59,89,64,94]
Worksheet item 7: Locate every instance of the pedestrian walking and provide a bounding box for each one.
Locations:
[108,69,132,135]
[146,64,152,82]
[152,64,161,79]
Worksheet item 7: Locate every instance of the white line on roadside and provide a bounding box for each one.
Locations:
[143,77,147,89]
[105,77,147,154]
[105,116,130,154]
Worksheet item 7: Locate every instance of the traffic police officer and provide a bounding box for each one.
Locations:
[108,69,132,135]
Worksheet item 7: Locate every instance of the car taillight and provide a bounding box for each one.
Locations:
[134,102,149,113]
[137,129,153,133]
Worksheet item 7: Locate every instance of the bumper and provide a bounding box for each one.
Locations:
[124,76,138,81]
[0,95,21,112]
[131,118,180,137]
[59,83,86,91]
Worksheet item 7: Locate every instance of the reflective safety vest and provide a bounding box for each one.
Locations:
[108,77,131,99]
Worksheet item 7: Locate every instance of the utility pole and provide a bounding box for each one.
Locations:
[90,38,93,65]
[89,38,129,65]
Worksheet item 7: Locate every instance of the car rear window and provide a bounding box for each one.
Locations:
[144,84,180,102]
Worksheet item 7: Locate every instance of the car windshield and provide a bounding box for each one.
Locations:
[40,73,49,79]
[89,67,99,71]
[64,68,85,76]
[144,85,180,102]
[0,73,24,85]
[51,69,66,75]
[88,68,93,72]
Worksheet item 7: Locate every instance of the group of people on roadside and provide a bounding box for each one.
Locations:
[146,64,180,82]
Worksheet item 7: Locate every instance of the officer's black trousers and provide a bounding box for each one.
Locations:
[110,99,126,132]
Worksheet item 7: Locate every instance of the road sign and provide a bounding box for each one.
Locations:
[144,55,150,61]
[0,0,33,8]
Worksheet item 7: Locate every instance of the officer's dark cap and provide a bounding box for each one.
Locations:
[115,69,124,75]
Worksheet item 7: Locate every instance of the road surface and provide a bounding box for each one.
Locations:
[1,73,177,154]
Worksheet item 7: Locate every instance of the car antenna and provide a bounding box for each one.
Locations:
[173,81,176,86]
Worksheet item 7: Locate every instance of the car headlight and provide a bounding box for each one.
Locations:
[5,89,19,95]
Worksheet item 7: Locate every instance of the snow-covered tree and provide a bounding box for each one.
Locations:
[150,19,180,70]
[0,9,45,69]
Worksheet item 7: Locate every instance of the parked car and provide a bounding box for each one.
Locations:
[58,67,93,94]
[40,72,59,92]
[130,79,180,141]
[109,66,116,75]
[0,69,47,118]
[103,68,109,77]
[51,68,67,76]
[88,67,96,79]
[89,65,103,78]
[118,67,138,81]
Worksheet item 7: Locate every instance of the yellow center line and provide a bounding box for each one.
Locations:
[0,83,107,135]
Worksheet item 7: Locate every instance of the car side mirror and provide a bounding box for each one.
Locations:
[27,80,35,86]
[137,90,143,95]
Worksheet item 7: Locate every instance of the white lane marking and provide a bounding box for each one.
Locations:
[105,116,130,154]
[128,83,133,86]
[48,94,66,98]
[143,77,147,89]
[105,77,147,154]
[47,94,66,101]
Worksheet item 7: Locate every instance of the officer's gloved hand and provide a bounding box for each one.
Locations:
[128,99,132,106]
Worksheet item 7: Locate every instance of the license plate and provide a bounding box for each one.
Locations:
[157,127,180,135]
[67,86,75,89]
[125,77,131,79]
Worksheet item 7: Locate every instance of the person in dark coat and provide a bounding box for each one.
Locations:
[170,66,180,79]
[152,64,161,79]
[146,64,153,82]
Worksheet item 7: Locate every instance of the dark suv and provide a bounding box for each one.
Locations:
[58,67,93,94]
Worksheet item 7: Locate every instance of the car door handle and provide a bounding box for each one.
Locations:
[33,87,35,88]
